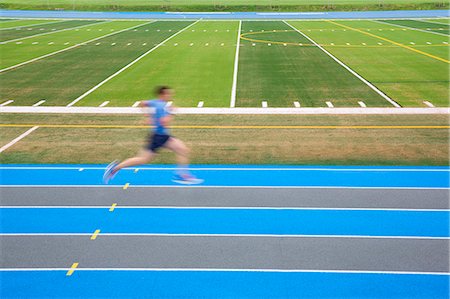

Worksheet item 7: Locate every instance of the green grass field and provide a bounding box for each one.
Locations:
[1,0,448,11]
[1,18,448,108]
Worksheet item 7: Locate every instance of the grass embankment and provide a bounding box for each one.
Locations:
[0,113,448,166]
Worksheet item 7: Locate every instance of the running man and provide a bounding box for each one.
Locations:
[103,86,203,185]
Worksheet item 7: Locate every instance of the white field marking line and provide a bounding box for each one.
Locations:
[424,101,435,108]
[0,21,110,44]
[2,206,448,212]
[283,20,402,108]
[0,126,38,153]
[1,185,448,190]
[0,100,14,106]
[358,101,367,108]
[371,20,449,37]
[230,20,242,108]
[0,267,447,276]
[99,101,110,107]
[262,101,268,108]
[197,101,204,108]
[0,21,155,74]
[32,100,45,107]
[293,101,301,108]
[0,20,68,31]
[132,101,140,107]
[0,166,448,172]
[326,101,334,108]
[1,233,448,240]
[66,20,200,107]
[421,20,450,26]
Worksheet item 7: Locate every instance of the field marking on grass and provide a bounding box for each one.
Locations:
[230,20,241,108]
[294,101,301,108]
[0,20,66,31]
[328,21,450,64]
[0,21,108,44]
[326,101,334,108]
[372,20,449,37]
[99,101,110,107]
[66,20,200,107]
[1,124,448,130]
[421,20,449,26]
[283,21,401,108]
[0,126,38,153]
[197,101,204,108]
[0,100,14,106]
[262,101,268,108]
[0,21,154,74]
[358,101,367,108]
[132,101,140,107]
[32,100,45,107]
[424,101,435,108]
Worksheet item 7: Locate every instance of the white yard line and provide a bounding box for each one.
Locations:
[0,20,67,31]
[66,20,200,107]
[1,106,449,115]
[283,20,402,108]
[423,101,435,108]
[32,100,45,107]
[371,20,449,37]
[358,101,367,108]
[99,101,110,107]
[293,101,301,108]
[0,100,14,106]
[132,101,141,107]
[197,101,204,108]
[0,21,155,74]
[0,21,109,44]
[230,20,242,108]
[326,101,334,108]
[421,20,449,26]
[0,126,39,153]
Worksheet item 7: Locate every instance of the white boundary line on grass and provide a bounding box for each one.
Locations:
[0,20,110,44]
[0,19,67,31]
[230,20,242,108]
[0,21,155,73]
[1,106,449,114]
[0,267,447,275]
[66,19,201,107]
[283,20,402,108]
[372,20,449,37]
[0,126,39,153]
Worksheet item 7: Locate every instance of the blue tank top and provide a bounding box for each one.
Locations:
[146,99,171,135]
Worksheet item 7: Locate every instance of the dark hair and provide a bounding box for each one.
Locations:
[155,86,171,96]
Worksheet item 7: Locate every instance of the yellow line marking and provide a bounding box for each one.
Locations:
[109,203,117,212]
[90,229,100,240]
[327,20,450,64]
[123,183,130,190]
[0,124,448,129]
[66,262,78,276]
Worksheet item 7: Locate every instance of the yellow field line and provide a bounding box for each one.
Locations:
[0,124,449,129]
[109,203,117,212]
[90,229,100,240]
[123,183,130,190]
[66,262,78,276]
[327,20,450,64]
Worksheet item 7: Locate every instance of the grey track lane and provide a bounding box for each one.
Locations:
[1,236,448,273]
[1,187,449,209]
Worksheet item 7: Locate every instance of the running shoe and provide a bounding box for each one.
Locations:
[103,160,119,184]
[172,173,204,185]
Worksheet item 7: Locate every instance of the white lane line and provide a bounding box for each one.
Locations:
[2,206,447,212]
[372,20,449,37]
[32,100,46,107]
[262,101,268,108]
[230,20,242,108]
[0,267,447,276]
[358,101,367,108]
[197,101,204,108]
[0,21,155,74]
[294,101,301,108]
[0,126,39,153]
[132,101,140,107]
[99,101,110,107]
[0,20,66,31]
[0,233,448,240]
[326,101,334,108]
[0,100,14,106]
[0,21,109,44]
[283,21,401,108]
[66,20,200,107]
[423,101,435,107]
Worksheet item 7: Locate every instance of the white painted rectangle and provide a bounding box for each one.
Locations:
[32,100,46,107]
[294,101,301,108]
[423,101,435,108]
[358,101,367,108]
[326,101,334,108]
[197,101,204,108]
[99,101,110,107]
[262,101,268,108]
[132,101,141,108]
[0,100,14,106]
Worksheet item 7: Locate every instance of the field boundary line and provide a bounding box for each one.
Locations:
[373,20,449,37]
[327,20,450,64]
[0,19,67,31]
[66,19,200,107]
[230,20,241,108]
[283,20,401,108]
[0,21,154,73]
[1,106,449,114]
[0,126,38,153]
[420,20,449,26]
[0,20,109,44]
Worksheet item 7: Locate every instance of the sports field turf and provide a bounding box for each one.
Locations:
[0,18,449,107]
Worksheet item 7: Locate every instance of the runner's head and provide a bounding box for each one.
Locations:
[156,86,172,101]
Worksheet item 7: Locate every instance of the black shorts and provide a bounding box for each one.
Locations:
[147,134,171,153]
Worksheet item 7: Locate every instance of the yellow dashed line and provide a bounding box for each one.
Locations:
[66,262,78,276]
[327,20,450,64]
[90,229,100,240]
[109,203,117,212]
[123,183,130,190]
